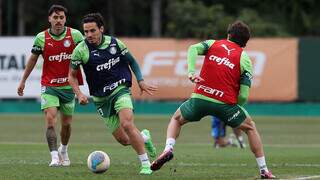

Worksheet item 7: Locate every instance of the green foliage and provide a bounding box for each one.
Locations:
[165,1,290,39]
[3,0,320,37]
[237,9,289,37]
[166,0,233,39]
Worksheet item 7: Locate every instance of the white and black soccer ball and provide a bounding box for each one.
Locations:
[87,151,110,173]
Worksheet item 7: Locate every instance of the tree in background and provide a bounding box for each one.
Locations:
[1,0,320,37]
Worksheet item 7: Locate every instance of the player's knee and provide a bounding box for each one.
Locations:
[117,137,130,146]
[61,117,72,126]
[45,112,56,124]
[46,113,55,121]
[61,123,71,129]
[245,118,256,131]
[120,121,134,132]
[172,112,187,126]
[239,117,256,132]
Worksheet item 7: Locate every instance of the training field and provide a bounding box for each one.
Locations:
[0,114,319,180]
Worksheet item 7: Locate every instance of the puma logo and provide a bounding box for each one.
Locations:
[221,44,235,56]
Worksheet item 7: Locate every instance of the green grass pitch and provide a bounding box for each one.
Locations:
[0,114,319,179]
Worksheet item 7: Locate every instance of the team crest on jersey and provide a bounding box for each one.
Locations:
[41,86,46,93]
[63,40,71,47]
[109,47,117,55]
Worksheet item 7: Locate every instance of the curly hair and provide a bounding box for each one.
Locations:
[82,13,105,28]
[227,21,251,47]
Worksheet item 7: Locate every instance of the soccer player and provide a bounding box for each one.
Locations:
[150,21,276,179]
[17,5,84,167]
[68,13,157,175]
[211,116,246,148]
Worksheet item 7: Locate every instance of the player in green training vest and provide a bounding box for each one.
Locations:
[68,13,157,175]
[17,5,83,167]
[151,21,275,179]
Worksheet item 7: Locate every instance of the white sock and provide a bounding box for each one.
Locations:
[60,144,68,152]
[164,138,176,151]
[238,136,244,142]
[140,132,149,143]
[256,156,269,172]
[138,153,150,166]
[51,151,59,160]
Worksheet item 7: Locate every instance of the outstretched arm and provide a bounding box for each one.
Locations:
[125,51,157,95]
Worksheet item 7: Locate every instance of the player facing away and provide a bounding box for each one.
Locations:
[150,21,276,179]
[68,13,157,175]
[211,116,246,148]
[17,5,84,167]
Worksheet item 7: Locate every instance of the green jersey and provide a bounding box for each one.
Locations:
[31,27,83,55]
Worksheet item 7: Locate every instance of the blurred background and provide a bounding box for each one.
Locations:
[1,1,320,179]
[0,0,319,115]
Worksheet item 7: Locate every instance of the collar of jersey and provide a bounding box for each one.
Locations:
[48,27,67,39]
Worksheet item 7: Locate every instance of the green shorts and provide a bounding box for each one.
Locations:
[40,86,75,116]
[93,87,133,133]
[180,98,249,128]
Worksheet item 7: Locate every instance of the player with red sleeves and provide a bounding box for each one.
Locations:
[150,21,275,179]
[17,5,83,167]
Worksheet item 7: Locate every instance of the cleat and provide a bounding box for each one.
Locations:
[150,149,173,171]
[58,146,70,166]
[260,170,276,179]
[139,164,153,175]
[49,158,60,167]
[141,129,157,158]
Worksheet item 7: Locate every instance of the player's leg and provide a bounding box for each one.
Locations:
[231,107,275,179]
[58,100,74,166]
[57,89,76,166]
[232,127,246,148]
[165,108,189,151]
[118,108,145,153]
[112,117,156,157]
[118,108,152,174]
[112,123,131,146]
[58,112,72,166]
[41,93,60,167]
[114,92,153,174]
[211,117,230,148]
[152,98,204,171]
[150,107,187,171]
[237,117,274,178]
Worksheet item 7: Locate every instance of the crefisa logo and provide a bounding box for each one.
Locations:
[63,40,71,47]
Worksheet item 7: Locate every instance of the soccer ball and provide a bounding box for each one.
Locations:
[87,151,110,173]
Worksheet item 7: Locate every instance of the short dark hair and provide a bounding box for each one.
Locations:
[227,21,251,47]
[82,13,105,28]
[48,4,68,16]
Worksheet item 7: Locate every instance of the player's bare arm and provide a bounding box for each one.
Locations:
[17,54,39,96]
[138,80,158,95]
[68,67,88,105]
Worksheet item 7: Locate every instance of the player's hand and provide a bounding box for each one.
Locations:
[17,81,25,96]
[77,93,89,105]
[138,80,157,95]
[188,74,204,83]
